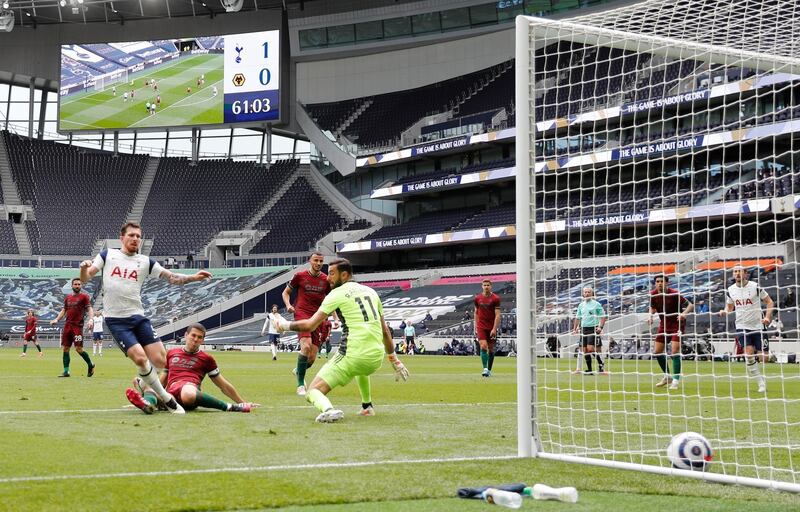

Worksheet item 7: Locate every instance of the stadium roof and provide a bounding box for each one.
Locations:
[570,0,799,61]
[0,0,318,26]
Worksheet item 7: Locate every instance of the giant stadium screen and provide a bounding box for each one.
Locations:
[58,30,280,132]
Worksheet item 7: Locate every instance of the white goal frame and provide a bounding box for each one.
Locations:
[94,69,129,92]
[514,13,800,493]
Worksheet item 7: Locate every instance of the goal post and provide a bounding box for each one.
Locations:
[94,68,129,92]
[516,2,800,493]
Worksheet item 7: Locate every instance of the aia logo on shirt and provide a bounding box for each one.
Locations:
[735,298,754,306]
[110,266,139,281]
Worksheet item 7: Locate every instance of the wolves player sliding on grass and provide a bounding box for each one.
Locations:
[80,222,212,414]
[126,323,258,414]
[277,258,409,423]
[718,265,774,393]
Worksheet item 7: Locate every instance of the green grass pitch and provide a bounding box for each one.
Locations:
[0,350,797,511]
[59,54,224,131]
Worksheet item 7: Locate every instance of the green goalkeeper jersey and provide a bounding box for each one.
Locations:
[319,280,385,359]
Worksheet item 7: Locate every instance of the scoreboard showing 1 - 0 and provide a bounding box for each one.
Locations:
[58,29,281,132]
[223,30,280,124]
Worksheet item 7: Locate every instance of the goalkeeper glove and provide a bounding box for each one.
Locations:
[387,353,409,382]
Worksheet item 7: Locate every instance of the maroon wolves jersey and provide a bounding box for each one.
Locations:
[165,347,219,388]
[25,316,37,335]
[650,288,690,327]
[474,293,501,331]
[288,270,331,317]
[64,293,91,327]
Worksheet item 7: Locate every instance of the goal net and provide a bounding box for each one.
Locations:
[515,0,800,492]
[94,68,129,92]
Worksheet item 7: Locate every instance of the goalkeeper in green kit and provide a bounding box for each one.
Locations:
[277,258,409,423]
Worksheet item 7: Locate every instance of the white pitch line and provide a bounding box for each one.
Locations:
[0,454,519,484]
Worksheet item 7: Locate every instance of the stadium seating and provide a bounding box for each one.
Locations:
[305,98,363,134]
[395,158,513,186]
[534,262,799,338]
[249,178,345,254]
[363,207,482,241]
[0,221,18,255]
[0,270,283,328]
[306,61,514,150]
[141,158,298,256]
[458,204,516,230]
[3,131,149,255]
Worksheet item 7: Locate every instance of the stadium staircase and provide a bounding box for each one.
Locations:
[0,133,32,256]
[0,133,22,207]
[295,102,356,175]
[335,98,373,138]
[452,61,513,115]
[11,224,31,256]
[241,171,303,246]
[127,157,160,224]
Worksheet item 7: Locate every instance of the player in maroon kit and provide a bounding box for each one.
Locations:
[50,278,95,378]
[283,251,333,396]
[474,279,501,377]
[20,309,43,357]
[126,324,257,414]
[648,274,694,390]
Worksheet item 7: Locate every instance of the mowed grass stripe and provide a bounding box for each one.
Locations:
[0,350,797,511]
[59,54,223,129]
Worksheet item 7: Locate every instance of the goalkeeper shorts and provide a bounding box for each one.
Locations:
[316,352,383,390]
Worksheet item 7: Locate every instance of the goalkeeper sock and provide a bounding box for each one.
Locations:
[480,349,488,369]
[138,362,171,402]
[671,354,682,380]
[355,375,372,404]
[656,353,668,374]
[79,351,93,368]
[22,344,28,354]
[63,352,70,374]
[584,354,593,372]
[296,354,309,386]
[195,392,229,411]
[307,388,333,413]
[142,391,158,407]
[488,352,496,371]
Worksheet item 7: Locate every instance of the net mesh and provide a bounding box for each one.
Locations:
[523,0,800,488]
[94,69,129,92]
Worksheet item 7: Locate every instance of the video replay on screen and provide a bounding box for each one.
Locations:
[58,30,280,132]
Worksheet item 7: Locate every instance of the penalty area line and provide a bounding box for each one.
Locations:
[0,454,519,484]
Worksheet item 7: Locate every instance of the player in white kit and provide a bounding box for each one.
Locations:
[92,310,105,356]
[718,265,774,393]
[80,222,212,413]
[260,304,282,361]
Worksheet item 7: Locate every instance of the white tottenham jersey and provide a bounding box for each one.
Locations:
[726,281,769,330]
[92,249,164,318]
[262,313,281,335]
[92,315,104,333]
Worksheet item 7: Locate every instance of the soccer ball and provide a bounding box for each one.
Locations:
[667,432,713,471]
